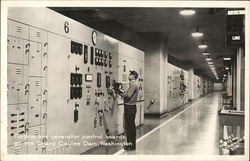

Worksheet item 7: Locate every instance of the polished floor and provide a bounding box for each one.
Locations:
[118,92,222,155]
[87,92,244,155]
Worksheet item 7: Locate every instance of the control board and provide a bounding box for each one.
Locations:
[7,18,48,154]
[167,63,189,112]
[117,42,145,134]
[7,8,144,154]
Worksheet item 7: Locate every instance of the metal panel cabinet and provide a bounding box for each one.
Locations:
[8,20,29,40]
[7,64,24,105]
[27,126,44,154]
[8,143,27,155]
[28,77,42,127]
[7,36,23,64]
[28,41,42,76]
[17,65,29,104]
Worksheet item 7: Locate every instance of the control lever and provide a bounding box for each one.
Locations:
[74,108,78,123]
[25,83,30,89]
[25,49,30,55]
[24,122,29,133]
[25,90,29,96]
[74,102,79,123]
[25,43,30,48]
[94,108,97,128]
[43,89,48,95]
[98,109,103,126]
[43,112,47,119]
[43,66,48,71]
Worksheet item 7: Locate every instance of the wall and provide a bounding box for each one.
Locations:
[214,83,223,91]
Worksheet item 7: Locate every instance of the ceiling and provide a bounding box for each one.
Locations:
[50,7,241,81]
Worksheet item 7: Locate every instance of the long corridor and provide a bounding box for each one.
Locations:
[116,92,222,155]
[4,6,247,159]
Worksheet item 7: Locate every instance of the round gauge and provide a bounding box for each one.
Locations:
[92,31,97,45]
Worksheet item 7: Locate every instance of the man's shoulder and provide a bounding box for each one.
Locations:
[132,81,139,89]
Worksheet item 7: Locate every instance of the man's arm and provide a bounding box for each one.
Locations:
[119,84,136,99]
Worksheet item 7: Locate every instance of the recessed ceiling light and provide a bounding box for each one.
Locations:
[224,74,226,77]
[199,44,208,49]
[191,26,203,38]
[202,49,210,56]
[198,40,208,49]
[206,58,212,61]
[202,52,210,56]
[179,9,196,16]
[225,67,229,70]
[191,32,203,38]
[208,62,213,65]
[224,58,231,60]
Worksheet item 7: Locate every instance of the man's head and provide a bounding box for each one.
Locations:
[129,70,138,81]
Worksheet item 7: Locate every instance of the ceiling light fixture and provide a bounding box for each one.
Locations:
[179,8,196,16]
[223,57,231,60]
[198,40,208,49]
[191,26,203,38]
[206,57,212,61]
[225,67,229,70]
[202,49,210,56]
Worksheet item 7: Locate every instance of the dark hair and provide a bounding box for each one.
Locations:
[129,70,138,79]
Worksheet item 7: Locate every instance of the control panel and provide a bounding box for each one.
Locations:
[167,63,189,112]
[7,18,48,154]
[116,42,145,133]
[7,7,144,155]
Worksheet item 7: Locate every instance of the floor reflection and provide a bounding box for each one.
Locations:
[122,92,221,155]
[86,92,245,155]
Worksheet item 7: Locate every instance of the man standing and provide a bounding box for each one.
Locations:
[118,70,139,151]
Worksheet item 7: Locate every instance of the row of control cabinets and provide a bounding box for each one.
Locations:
[7,18,48,155]
[7,7,144,154]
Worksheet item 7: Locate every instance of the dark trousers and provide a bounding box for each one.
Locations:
[124,104,137,149]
